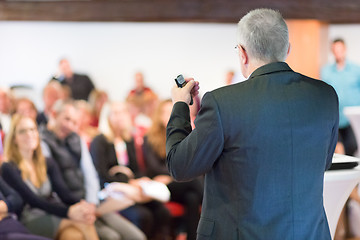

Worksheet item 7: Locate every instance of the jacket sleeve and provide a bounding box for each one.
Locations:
[90,135,129,184]
[325,89,339,170]
[0,176,23,215]
[47,158,80,205]
[166,92,224,181]
[80,138,100,205]
[143,137,169,179]
[1,162,69,218]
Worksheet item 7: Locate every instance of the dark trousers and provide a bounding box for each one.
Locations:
[168,178,203,240]
[120,200,171,239]
[0,217,51,240]
[339,125,358,156]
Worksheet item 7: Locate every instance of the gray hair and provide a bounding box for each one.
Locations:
[52,99,76,115]
[237,8,289,63]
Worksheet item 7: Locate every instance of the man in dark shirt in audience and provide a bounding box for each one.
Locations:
[53,58,95,101]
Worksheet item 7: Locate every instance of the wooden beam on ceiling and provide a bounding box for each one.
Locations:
[0,0,360,23]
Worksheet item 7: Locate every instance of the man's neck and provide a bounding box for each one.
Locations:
[245,60,271,78]
[51,127,66,141]
[336,59,346,71]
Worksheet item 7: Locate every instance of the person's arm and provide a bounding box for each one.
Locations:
[166,92,224,181]
[80,138,100,205]
[0,176,23,215]
[90,135,130,183]
[46,158,81,205]
[143,137,169,178]
[40,140,52,158]
[1,162,69,218]
[325,88,339,170]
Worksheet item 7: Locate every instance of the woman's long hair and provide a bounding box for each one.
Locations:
[4,114,47,187]
[98,101,133,143]
[146,99,172,159]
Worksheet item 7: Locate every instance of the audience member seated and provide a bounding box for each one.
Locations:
[1,114,99,240]
[126,73,158,175]
[0,174,51,240]
[224,70,235,86]
[90,101,171,240]
[75,100,99,148]
[41,100,145,240]
[14,98,38,122]
[52,58,95,101]
[36,80,65,129]
[0,87,13,135]
[126,72,158,129]
[143,99,203,240]
[88,89,109,128]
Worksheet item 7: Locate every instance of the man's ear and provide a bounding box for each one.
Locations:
[50,109,57,119]
[287,43,291,57]
[239,45,248,65]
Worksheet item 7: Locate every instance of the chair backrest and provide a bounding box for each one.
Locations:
[344,106,360,157]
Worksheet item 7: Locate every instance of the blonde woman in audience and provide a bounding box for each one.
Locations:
[90,101,171,240]
[88,89,108,128]
[1,114,99,240]
[0,168,51,240]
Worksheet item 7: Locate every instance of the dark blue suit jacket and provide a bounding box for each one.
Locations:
[166,62,339,240]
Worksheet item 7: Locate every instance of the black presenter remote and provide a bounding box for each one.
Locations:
[175,74,193,105]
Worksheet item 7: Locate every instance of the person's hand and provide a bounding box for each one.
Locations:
[128,177,151,187]
[153,175,172,185]
[171,78,200,105]
[0,200,8,221]
[109,165,134,179]
[68,200,96,224]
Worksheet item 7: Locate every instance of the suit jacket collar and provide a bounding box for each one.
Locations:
[248,62,293,80]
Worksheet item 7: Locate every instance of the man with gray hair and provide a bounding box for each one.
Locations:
[166,8,338,239]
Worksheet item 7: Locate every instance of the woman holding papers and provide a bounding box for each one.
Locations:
[143,99,203,240]
[90,101,171,240]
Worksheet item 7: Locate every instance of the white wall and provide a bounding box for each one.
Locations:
[2,21,360,110]
[0,21,242,109]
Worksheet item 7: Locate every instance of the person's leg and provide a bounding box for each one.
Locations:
[339,126,358,156]
[57,226,85,240]
[22,214,60,238]
[94,218,120,240]
[347,199,360,237]
[168,181,202,240]
[0,217,30,234]
[120,204,152,238]
[57,219,99,240]
[100,212,146,240]
[143,201,171,240]
[2,232,51,240]
[0,216,51,240]
[182,192,201,240]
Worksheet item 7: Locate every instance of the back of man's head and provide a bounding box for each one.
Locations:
[237,8,289,63]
